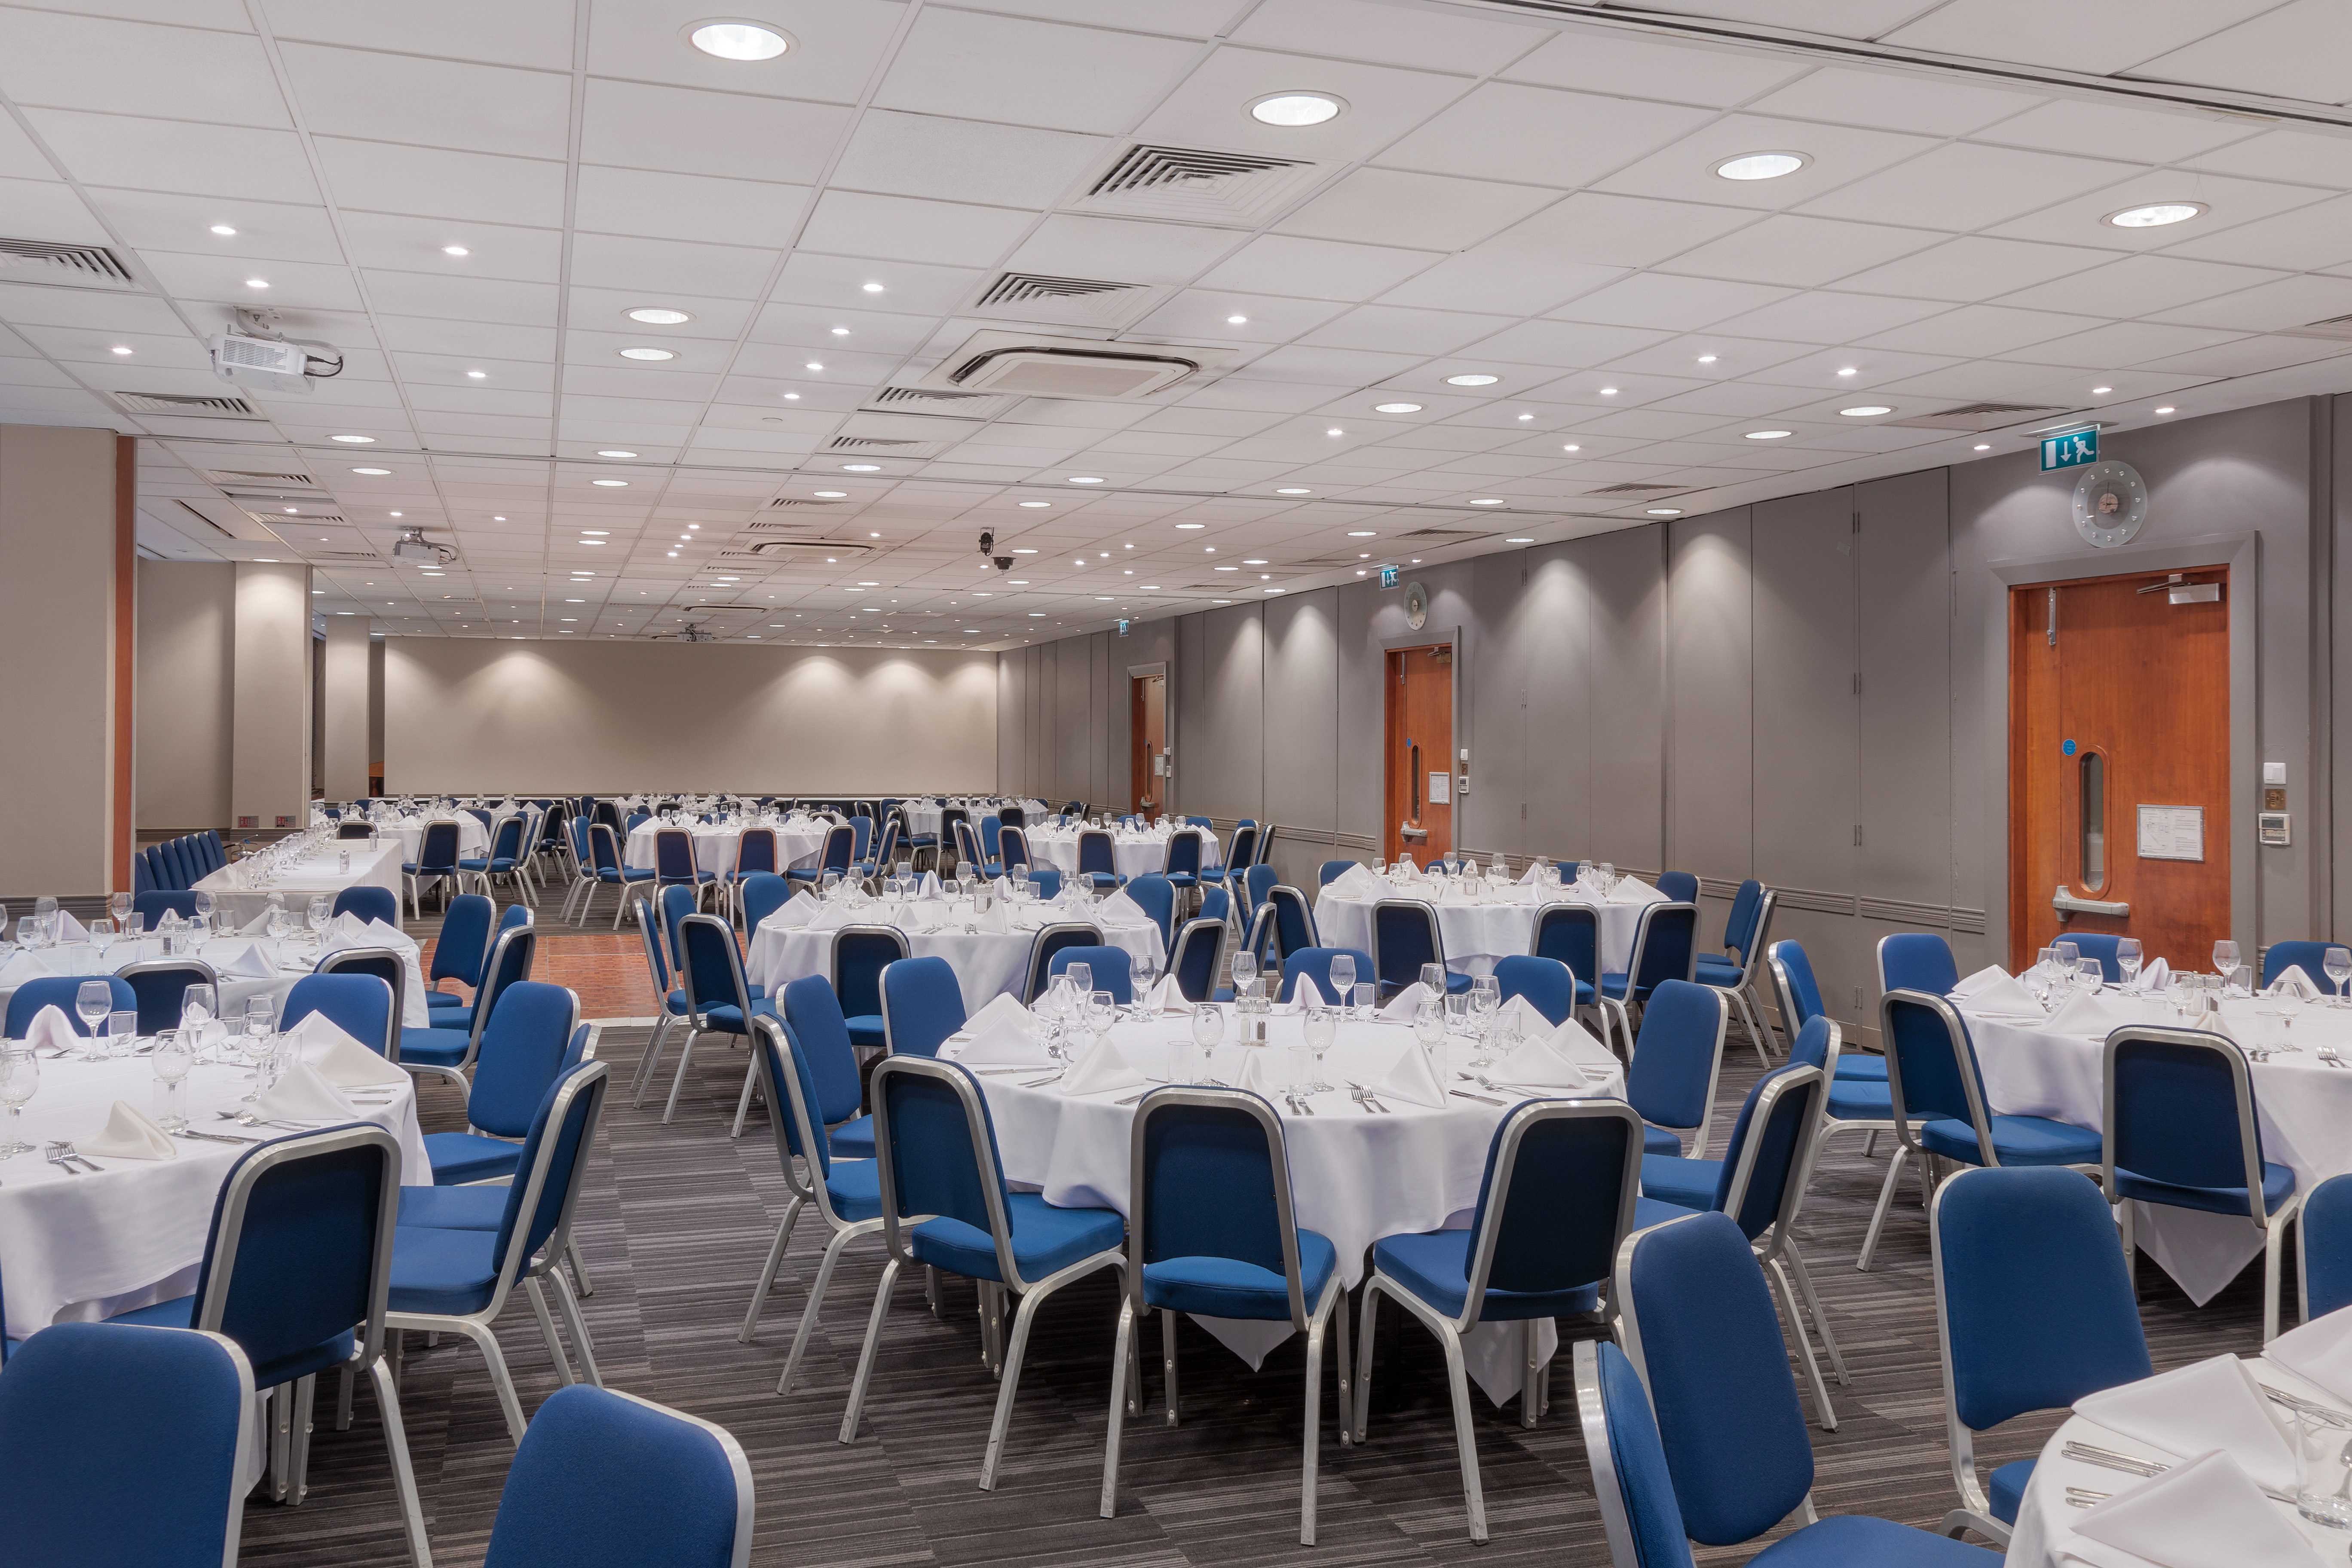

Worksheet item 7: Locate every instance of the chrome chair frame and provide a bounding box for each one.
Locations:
[1707,886,1778,1066]
[1022,921,1104,1003]
[403,925,536,1106]
[1769,946,1897,1161]
[308,953,405,1057]
[1715,1064,1845,1428]
[1596,900,1699,1058]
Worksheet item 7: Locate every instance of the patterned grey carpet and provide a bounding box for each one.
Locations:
[237,1024,2270,1568]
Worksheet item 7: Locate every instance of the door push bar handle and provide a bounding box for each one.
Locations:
[1400,825,1429,842]
[2053,884,2129,921]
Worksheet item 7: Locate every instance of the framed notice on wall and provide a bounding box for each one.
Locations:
[1427,770,1451,805]
[2137,805,2205,862]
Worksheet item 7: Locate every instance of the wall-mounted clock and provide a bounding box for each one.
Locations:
[2072,460,2147,548]
[1405,581,1428,630]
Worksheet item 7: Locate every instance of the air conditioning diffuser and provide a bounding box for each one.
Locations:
[917,329,1234,402]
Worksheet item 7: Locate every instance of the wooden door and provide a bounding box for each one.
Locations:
[2009,569,2229,972]
[1129,674,1165,817]
[1384,645,1454,866]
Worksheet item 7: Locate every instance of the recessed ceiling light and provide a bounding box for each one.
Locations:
[1067,476,1105,484]
[2091,386,2112,395]
[1505,537,1534,544]
[1839,405,1892,417]
[842,464,882,472]
[782,392,799,400]
[1563,444,1581,452]
[688,20,791,60]
[619,347,675,361]
[1696,355,1718,365]
[1837,367,1858,377]
[209,224,236,236]
[442,245,469,257]
[1745,429,1793,440]
[1176,523,1205,530]
[109,344,132,355]
[591,478,629,487]
[2154,406,2176,414]
[1018,500,1051,508]
[596,449,638,459]
[580,529,610,535]
[466,370,486,379]
[1275,487,1312,495]
[245,277,269,289]
[351,466,391,475]
[1347,530,1378,537]
[1444,374,1499,387]
[1327,427,1344,436]
[1598,387,1618,396]
[1241,558,1268,565]
[1516,413,1533,420]
[812,490,848,498]
[1974,443,1991,450]
[625,307,693,327]
[1469,498,1505,505]
[2106,202,2203,229]
[1225,314,1249,325]
[331,435,374,443]
[1646,508,1681,517]
[830,327,850,337]
[1373,401,1422,413]
[1713,150,1809,181]
[253,557,278,563]
[1249,91,1344,126]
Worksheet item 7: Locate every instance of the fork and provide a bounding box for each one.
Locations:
[2064,1487,2111,1509]
[2062,1441,2167,1478]
[1348,1082,1390,1114]
[2321,1047,2347,1070]
[44,1142,96,1174]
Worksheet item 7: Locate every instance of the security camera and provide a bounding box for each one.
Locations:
[993,556,1014,572]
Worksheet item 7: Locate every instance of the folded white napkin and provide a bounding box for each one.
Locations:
[2138,956,2171,992]
[311,1035,410,1089]
[1231,1047,1280,1098]
[1961,974,2045,1016]
[992,876,1014,898]
[769,891,819,928]
[899,904,940,935]
[2265,966,2321,1001]
[958,1012,1050,1066]
[1060,1034,1144,1096]
[2060,1449,2325,1568]
[2073,1353,2296,1497]
[974,900,1013,935]
[239,910,276,936]
[807,905,851,934]
[962,993,1036,1036]
[2261,1306,2352,1407]
[1290,974,1327,1011]
[2047,987,2122,1036]
[19,1004,82,1057]
[325,911,373,945]
[1498,993,1553,1036]
[1372,1038,1449,1108]
[361,917,414,952]
[254,1059,364,1124]
[1949,964,2010,998]
[218,942,277,981]
[1330,864,1387,900]
[1493,1020,1607,1089]
[79,1099,177,1160]
[917,871,943,899]
[1378,981,1432,1021]
[1098,889,1148,927]
[53,909,89,943]
[1143,975,1194,1015]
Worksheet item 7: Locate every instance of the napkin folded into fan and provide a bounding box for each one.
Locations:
[806,905,853,934]
[322,916,412,956]
[252,1059,364,1124]
[972,900,1015,936]
[19,1004,83,1057]
[2059,1450,2325,1568]
[79,1099,177,1160]
[766,891,820,929]
[1370,1037,1450,1108]
[1497,993,1554,1038]
[1140,976,1194,1015]
[2138,957,2171,992]
[286,1011,406,1088]
[216,942,278,981]
[2072,1352,2297,1498]
[52,909,90,943]
[1059,1034,1143,1096]
[1328,864,1388,900]
[956,995,1049,1066]
[2262,1305,2352,1407]
[2047,988,2125,1036]
[2266,966,2323,1000]
[1096,889,1148,928]
[1959,973,2046,1017]
[1490,1017,1612,1090]
[1378,981,1433,1021]
[239,909,279,936]
[1284,975,1329,1012]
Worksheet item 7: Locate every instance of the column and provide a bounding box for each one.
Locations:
[231,562,313,830]
[321,614,371,800]
[0,425,122,894]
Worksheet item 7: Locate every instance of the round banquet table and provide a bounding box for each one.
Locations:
[1314,876,1667,979]
[747,894,1168,1012]
[0,1044,428,1338]
[0,930,433,1031]
[380,815,491,864]
[1965,986,2352,1305]
[623,819,833,876]
[1026,826,1218,882]
[947,1007,1627,1403]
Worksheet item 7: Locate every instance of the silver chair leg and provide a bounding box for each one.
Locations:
[630,1015,676,1108]
[1351,1281,1380,1444]
[565,1235,593,1299]
[523,1276,574,1388]
[1520,1318,1542,1430]
[1161,1308,1180,1426]
[448,1318,528,1445]
[369,1360,435,1568]
[838,1256,903,1443]
[1299,1280,1343,1547]
[659,1029,701,1123]
[1733,985,1773,1066]
[1435,1320,1486,1544]
[548,1263,603,1388]
[979,1281,1055,1490]
[925,1265,941,1317]
[1100,1298,1136,1519]
[268,1382,294,1502]
[1333,1282,1353,1446]
[779,1220,874,1395]
[286,1374,318,1504]
[729,1057,762,1138]
[1782,1242,1849,1385]
[740,1196,806,1343]
[336,1364,356,1430]
[1856,1144,1912,1271]
[1768,1255,1838,1430]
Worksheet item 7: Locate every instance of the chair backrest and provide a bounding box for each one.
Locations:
[2103,1026,2271,1215]
[1198,885,1231,927]
[1708,1065,1826,1243]
[417,820,462,873]
[485,1062,610,1295]
[1266,884,1315,959]
[998,825,1031,870]
[0,1322,256,1568]
[588,822,625,876]
[872,1057,1029,1286]
[1720,879,1764,961]
[849,816,873,864]
[1318,859,1355,888]
[108,963,205,1036]
[330,885,399,926]
[1625,903,1699,993]
[655,827,701,883]
[6,974,137,1037]
[1575,1335,1700,1568]
[1130,1087,1312,1329]
[1655,870,1699,903]
[1167,917,1225,1003]
[1027,865,1063,900]
[979,815,1002,858]
[1880,991,1996,1149]
[1024,922,1102,1002]
[870,818,900,870]
[2263,939,2336,988]
[1048,944,1133,1004]
[1458,1100,1643,1329]
[2062,932,2124,983]
[1277,946,1372,1005]
[1616,1211,1815,1546]
[1932,1165,2151,1442]
[1370,899,1443,994]
[1767,939,1826,1035]
[1164,832,1203,880]
[998,805,1026,831]
[1226,824,1259,876]
[741,872,791,932]
[281,973,395,1059]
[1624,980,1727,1141]
[677,915,755,1026]
[1493,953,1574,1026]
[1242,862,1277,924]
[1077,830,1116,878]
[134,889,199,922]
[880,956,966,1059]
[776,974,867,1132]
[190,1124,401,1388]
[1531,902,1600,990]
[735,827,779,876]
[1124,873,1176,947]
[818,824,855,876]
[470,982,585,1141]
[834,927,910,1020]
[484,1384,752,1568]
[1877,932,1959,996]
[2308,1173,2352,1320]
[431,894,495,988]
[133,846,157,894]
[660,884,700,977]
[459,923,538,1049]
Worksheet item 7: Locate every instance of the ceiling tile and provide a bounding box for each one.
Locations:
[1969,98,2263,165]
[1131,289,1350,344]
[575,166,812,249]
[1880,0,2282,77]
[796,190,1041,268]
[2155,274,2352,334]
[577,78,848,185]
[139,250,363,312]
[261,0,579,69]
[1998,253,2284,318]
[1133,47,1475,165]
[313,138,565,227]
[1859,302,2106,356]
[1799,141,2137,232]
[874,9,1201,135]
[1831,234,2114,303]
[1498,29,1807,106]
[278,42,573,160]
[1550,271,1798,330]
[1660,213,1939,287]
[2000,319,2245,369]
[1592,113,1941,212]
[1004,214,1238,286]
[568,233,782,299]
[2158,196,2352,272]
[830,109,1108,209]
[1274,167,1558,251]
[1229,0,1545,74]
[1375,82,1712,189]
[1231,343,1427,386]
[26,110,322,204]
[1704,288,1959,343]
[363,270,560,326]
[2125,0,2352,107]
[1194,235,1438,302]
[2188,130,2352,189]
[582,0,906,104]
[2135,335,2351,379]
[0,9,290,127]
[0,177,109,246]
[1983,170,2330,251]
[1376,251,1628,318]
[767,252,986,315]
[1744,64,2043,136]
[1298,304,1519,357]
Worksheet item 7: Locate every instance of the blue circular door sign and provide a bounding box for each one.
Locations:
[2062,738,2077,756]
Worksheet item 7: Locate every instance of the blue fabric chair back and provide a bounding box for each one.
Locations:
[1124,874,1176,947]
[999,826,1031,871]
[1625,980,1724,1133]
[1136,1095,1290,1283]
[1164,832,1203,881]
[1226,825,1259,875]
[818,824,854,877]
[1621,1213,1814,1545]
[416,821,461,874]
[2265,940,2337,988]
[998,805,1026,831]
[482,1384,749,1568]
[780,976,865,1127]
[979,815,1001,857]
[470,982,583,1141]
[1708,1066,1819,1237]
[160,838,190,889]
[331,885,398,925]
[2107,1032,2266,1194]
[736,827,779,876]
[1048,944,1133,1004]
[1026,866,1063,900]
[1198,885,1231,927]
[122,963,221,1035]
[1533,903,1600,987]
[2064,933,2124,983]
[2307,1173,2352,1318]
[1770,940,1826,1029]
[134,846,159,894]
[880,956,965,1059]
[134,890,199,923]
[1626,903,1698,993]
[1934,1166,2151,1433]
[1655,871,1699,903]
[835,928,905,1021]
[467,808,493,828]
[849,816,873,864]
[1785,1014,1835,1073]
[625,813,651,834]
[498,904,531,938]
[1581,1338,1700,1568]
[741,872,790,931]
[876,1061,1004,1240]
[1883,992,1988,1126]
[0,1322,254,1568]
[6,974,136,1037]
[655,829,700,883]
[1494,954,1574,1025]
[1243,863,1277,924]
[1267,885,1314,959]
[489,1063,608,1277]
[1371,900,1442,993]
[487,815,526,868]
[282,974,395,1058]
[1169,918,1224,1003]
[1077,831,1116,880]
[1879,932,1959,995]
[1721,879,1763,960]
[1278,947,1372,1005]
[431,894,494,988]
[1318,860,1354,888]
[1470,1102,1641,1300]
[472,925,538,1030]
[679,917,752,1024]
[661,885,700,977]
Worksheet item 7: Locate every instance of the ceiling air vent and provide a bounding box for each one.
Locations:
[766,498,843,508]
[1886,402,2071,431]
[1080,144,1323,226]
[2275,312,2352,343]
[735,539,874,559]
[920,329,1233,402]
[824,435,949,459]
[306,549,380,561]
[245,510,344,525]
[865,386,1011,418]
[201,469,317,487]
[973,271,1156,329]
[1582,482,1685,496]
[0,238,139,291]
[1401,527,1477,539]
[113,391,259,419]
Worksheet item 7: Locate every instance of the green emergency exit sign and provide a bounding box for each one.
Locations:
[2040,427,2098,470]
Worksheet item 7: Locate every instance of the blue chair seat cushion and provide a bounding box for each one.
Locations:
[845,1015,886,1050]
[599,866,656,884]
[457,857,518,873]
[1748,1514,2002,1564]
[1372,1227,1601,1321]
[398,1027,473,1067]
[2115,1158,2297,1218]
[824,1158,883,1224]
[1826,1080,1895,1121]
[1642,1124,1684,1158]
[1142,1227,1338,1320]
[1988,1458,2032,1525]
[424,1130,523,1185]
[398,1184,507,1229]
[1629,1195,1703,1233]
[912,1193,1126,1284]
[1639,1152,1722,1212]
[1694,956,1743,986]
[402,861,459,877]
[426,989,470,1011]
[109,1294,355,1388]
[1919,1113,2103,1168]
[827,1115,875,1161]
[689,999,777,1035]
[1836,1053,1889,1081]
[389,1226,502,1316]
[1164,873,1197,889]
[1599,973,1646,1001]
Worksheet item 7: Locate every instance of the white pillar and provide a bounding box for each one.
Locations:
[322,615,371,800]
[231,562,312,830]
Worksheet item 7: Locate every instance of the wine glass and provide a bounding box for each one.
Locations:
[0,1050,37,1157]
[109,890,132,927]
[1064,962,1092,1010]
[1327,953,1357,1008]
[89,917,114,964]
[193,891,216,931]
[2214,939,2241,980]
[1087,990,1116,1047]
[239,1000,274,1101]
[1413,997,1445,1061]
[75,981,113,1058]
[309,895,333,937]
[1469,976,1501,1064]
[1302,1004,1338,1094]
[150,1031,192,1133]
[1191,1004,1225,1085]
[1231,949,1257,1000]
[1420,962,1447,1001]
[107,1010,138,1055]
[1596,863,1615,896]
[2116,937,2144,990]
[2327,946,2352,1007]
[2076,958,2104,995]
[1132,952,1161,1020]
[180,982,218,1038]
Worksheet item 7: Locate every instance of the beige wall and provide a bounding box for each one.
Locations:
[135,560,234,830]
[0,425,118,893]
[321,616,371,799]
[230,562,312,829]
[384,638,999,794]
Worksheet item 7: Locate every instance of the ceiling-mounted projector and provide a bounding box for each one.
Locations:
[209,308,343,396]
[391,527,454,566]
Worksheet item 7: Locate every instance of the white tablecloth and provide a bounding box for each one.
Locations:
[1314,877,1666,978]
[0,1045,428,1336]
[952,1008,1627,1403]
[1027,826,1218,882]
[623,820,832,876]
[1966,989,2352,1305]
[188,842,407,931]
[0,931,432,1033]
[746,896,1168,1012]
[383,815,491,865]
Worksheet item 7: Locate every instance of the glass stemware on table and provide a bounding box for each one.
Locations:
[2116,937,2143,989]
[150,1029,192,1133]
[0,1048,37,1157]
[1187,1003,1225,1086]
[1302,1003,1337,1093]
[75,981,113,1060]
[1468,974,1501,1067]
[2328,946,2352,1007]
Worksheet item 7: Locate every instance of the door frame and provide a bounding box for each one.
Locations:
[1126,659,1170,817]
[1378,625,1464,864]
[1987,530,2258,966]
